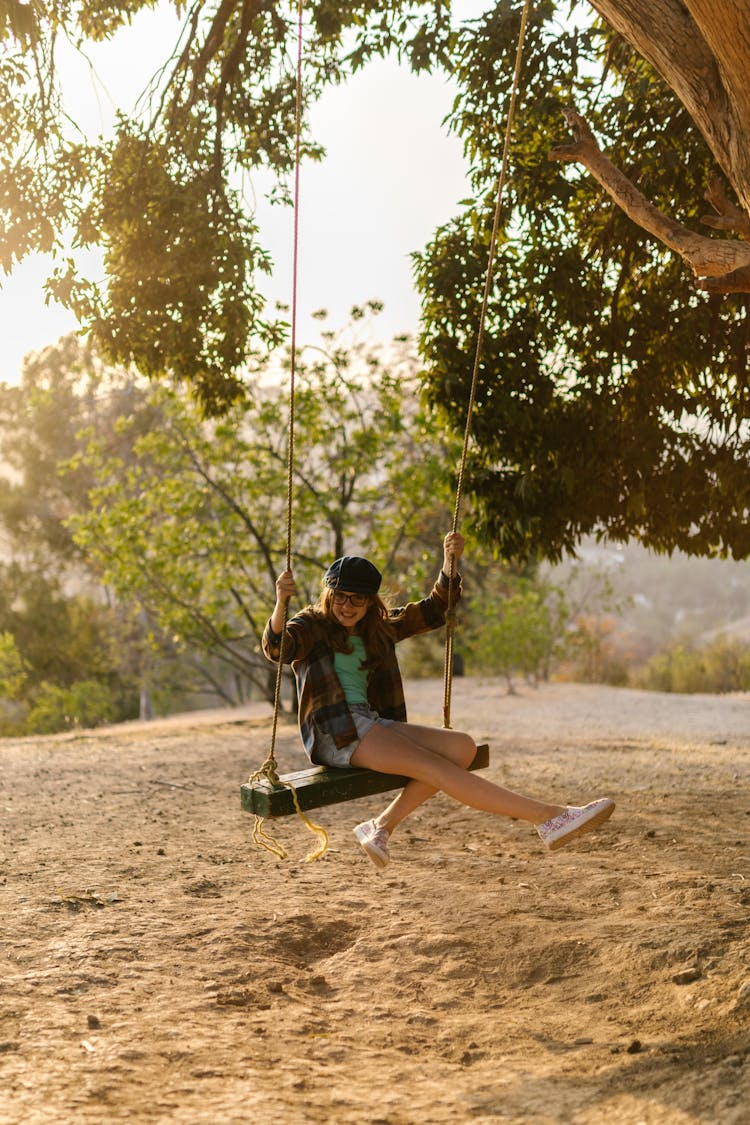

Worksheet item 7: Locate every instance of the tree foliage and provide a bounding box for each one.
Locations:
[416,1,750,560]
[1,0,452,412]
[2,1,750,561]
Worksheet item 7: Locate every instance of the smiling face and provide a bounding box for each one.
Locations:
[330,590,370,632]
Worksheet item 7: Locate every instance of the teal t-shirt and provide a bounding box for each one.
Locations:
[334,636,368,705]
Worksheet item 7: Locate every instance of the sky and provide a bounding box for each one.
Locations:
[0,1,492,385]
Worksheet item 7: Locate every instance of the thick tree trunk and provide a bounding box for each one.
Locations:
[589,2,750,213]
[553,2,750,290]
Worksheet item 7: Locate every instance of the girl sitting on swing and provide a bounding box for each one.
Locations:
[263,531,614,870]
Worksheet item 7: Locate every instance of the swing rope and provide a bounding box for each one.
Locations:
[249,0,531,841]
[443,0,531,730]
[249,0,329,863]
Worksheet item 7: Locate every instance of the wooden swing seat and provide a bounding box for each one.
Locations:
[241,743,489,819]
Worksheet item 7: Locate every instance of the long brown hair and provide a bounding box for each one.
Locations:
[313,588,397,670]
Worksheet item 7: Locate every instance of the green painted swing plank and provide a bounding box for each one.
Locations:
[241,743,490,819]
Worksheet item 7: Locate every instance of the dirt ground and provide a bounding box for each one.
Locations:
[1,678,749,1125]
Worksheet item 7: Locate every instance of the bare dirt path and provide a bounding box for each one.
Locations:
[1,680,749,1124]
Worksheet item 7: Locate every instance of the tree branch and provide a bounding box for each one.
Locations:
[167,417,279,581]
[701,173,750,241]
[187,0,240,107]
[698,265,750,294]
[549,106,750,287]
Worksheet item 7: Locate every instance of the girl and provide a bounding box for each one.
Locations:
[263,532,614,870]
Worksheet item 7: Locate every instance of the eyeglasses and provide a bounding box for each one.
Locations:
[332,591,369,608]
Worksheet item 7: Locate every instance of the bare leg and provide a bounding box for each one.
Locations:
[368,723,476,834]
[350,723,564,834]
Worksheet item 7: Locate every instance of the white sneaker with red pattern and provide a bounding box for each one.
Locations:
[353,819,391,869]
[536,798,615,851]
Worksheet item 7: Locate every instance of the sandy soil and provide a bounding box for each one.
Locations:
[1,679,749,1125]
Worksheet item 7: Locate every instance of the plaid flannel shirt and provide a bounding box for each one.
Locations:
[262,569,461,762]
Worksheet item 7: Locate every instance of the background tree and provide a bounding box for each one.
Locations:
[0,334,162,567]
[68,308,463,708]
[463,569,573,691]
[0,338,159,728]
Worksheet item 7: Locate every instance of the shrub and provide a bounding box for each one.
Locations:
[0,632,27,700]
[634,636,750,694]
[26,681,116,734]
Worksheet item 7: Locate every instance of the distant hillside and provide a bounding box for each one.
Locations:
[546,541,750,658]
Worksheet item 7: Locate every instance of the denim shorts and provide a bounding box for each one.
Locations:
[312,704,395,768]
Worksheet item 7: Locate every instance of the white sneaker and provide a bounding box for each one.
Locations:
[536,798,615,851]
[353,819,391,869]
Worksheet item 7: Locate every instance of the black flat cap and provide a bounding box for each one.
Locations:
[323,556,382,596]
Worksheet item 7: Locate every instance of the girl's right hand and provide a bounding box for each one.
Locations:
[275,569,297,604]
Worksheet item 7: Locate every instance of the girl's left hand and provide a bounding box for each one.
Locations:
[443,531,465,573]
